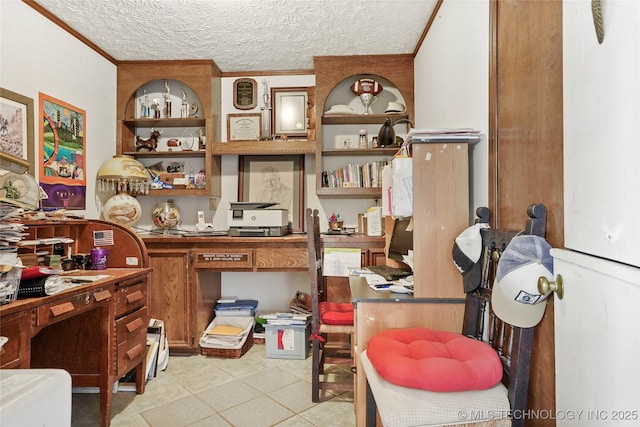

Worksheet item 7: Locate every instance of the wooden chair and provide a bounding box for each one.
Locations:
[306,208,355,402]
[360,204,547,427]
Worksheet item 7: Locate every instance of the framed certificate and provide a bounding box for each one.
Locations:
[227,113,262,141]
[233,78,258,110]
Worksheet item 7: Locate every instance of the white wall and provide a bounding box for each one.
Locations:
[413,0,490,218]
[0,0,116,219]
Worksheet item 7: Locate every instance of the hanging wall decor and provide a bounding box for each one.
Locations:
[39,93,87,210]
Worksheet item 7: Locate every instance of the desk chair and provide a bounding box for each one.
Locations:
[306,208,355,402]
[360,204,547,426]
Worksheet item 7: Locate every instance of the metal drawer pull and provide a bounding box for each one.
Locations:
[126,343,144,360]
[126,317,144,333]
[125,291,144,303]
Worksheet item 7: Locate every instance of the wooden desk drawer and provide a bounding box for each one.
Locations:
[36,288,113,326]
[255,247,307,270]
[116,329,147,377]
[0,312,28,368]
[115,281,147,317]
[116,307,147,342]
[194,248,253,270]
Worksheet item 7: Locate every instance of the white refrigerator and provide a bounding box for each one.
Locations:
[554,1,640,424]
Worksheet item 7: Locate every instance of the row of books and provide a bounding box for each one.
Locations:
[321,160,389,189]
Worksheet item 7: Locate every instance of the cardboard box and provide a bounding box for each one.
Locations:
[265,321,311,360]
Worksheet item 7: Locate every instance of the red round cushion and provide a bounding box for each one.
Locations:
[367,327,503,392]
[319,301,354,325]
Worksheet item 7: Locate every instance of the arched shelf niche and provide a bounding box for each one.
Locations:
[123,79,204,122]
[323,74,408,117]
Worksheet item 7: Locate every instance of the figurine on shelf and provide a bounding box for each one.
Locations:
[180,86,188,118]
[135,128,162,151]
[140,89,151,118]
[152,98,161,118]
[259,79,272,140]
[198,128,206,150]
[163,81,172,118]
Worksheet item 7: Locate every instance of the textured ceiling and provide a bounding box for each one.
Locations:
[32,0,438,73]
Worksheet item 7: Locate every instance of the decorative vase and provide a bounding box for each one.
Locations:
[151,199,181,235]
[103,193,142,227]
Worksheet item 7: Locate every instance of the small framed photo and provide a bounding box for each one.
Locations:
[271,87,308,138]
[1,88,35,175]
[233,78,258,110]
[227,113,262,141]
[238,155,305,232]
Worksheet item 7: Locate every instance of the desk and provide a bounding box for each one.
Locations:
[141,233,386,352]
[349,275,466,427]
[0,268,152,427]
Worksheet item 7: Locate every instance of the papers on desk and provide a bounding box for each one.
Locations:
[323,248,361,277]
[349,269,414,294]
[408,128,482,144]
[349,268,392,288]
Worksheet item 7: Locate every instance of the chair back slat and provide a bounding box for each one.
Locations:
[461,203,546,426]
[306,208,323,334]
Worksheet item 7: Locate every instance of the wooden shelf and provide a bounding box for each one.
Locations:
[147,188,209,197]
[210,139,316,155]
[322,147,398,156]
[316,187,382,197]
[321,113,409,125]
[123,118,206,128]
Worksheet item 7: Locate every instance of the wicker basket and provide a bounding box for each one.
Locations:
[201,328,253,358]
[199,316,254,358]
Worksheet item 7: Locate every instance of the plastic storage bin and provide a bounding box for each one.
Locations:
[265,321,311,360]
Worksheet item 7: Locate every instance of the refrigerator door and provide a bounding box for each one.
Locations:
[0,369,71,426]
[552,248,640,425]
[563,0,640,268]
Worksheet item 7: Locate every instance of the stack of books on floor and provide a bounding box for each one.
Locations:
[146,318,169,379]
[116,317,168,392]
[288,291,312,315]
[214,297,258,317]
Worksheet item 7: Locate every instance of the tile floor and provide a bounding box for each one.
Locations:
[72,344,355,427]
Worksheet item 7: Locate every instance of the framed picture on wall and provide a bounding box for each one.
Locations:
[233,78,258,110]
[238,155,305,232]
[39,92,87,210]
[0,87,35,175]
[270,87,308,138]
[227,113,262,141]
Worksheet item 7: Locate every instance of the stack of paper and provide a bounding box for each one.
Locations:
[201,323,249,347]
[408,128,482,143]
[214,299,258,317]
[260,312,310,326]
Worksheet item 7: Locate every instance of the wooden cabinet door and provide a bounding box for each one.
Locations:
[490,0,563,419]
[148,249,193,351]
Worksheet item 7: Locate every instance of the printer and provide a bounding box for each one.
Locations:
[227,202,289,237]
